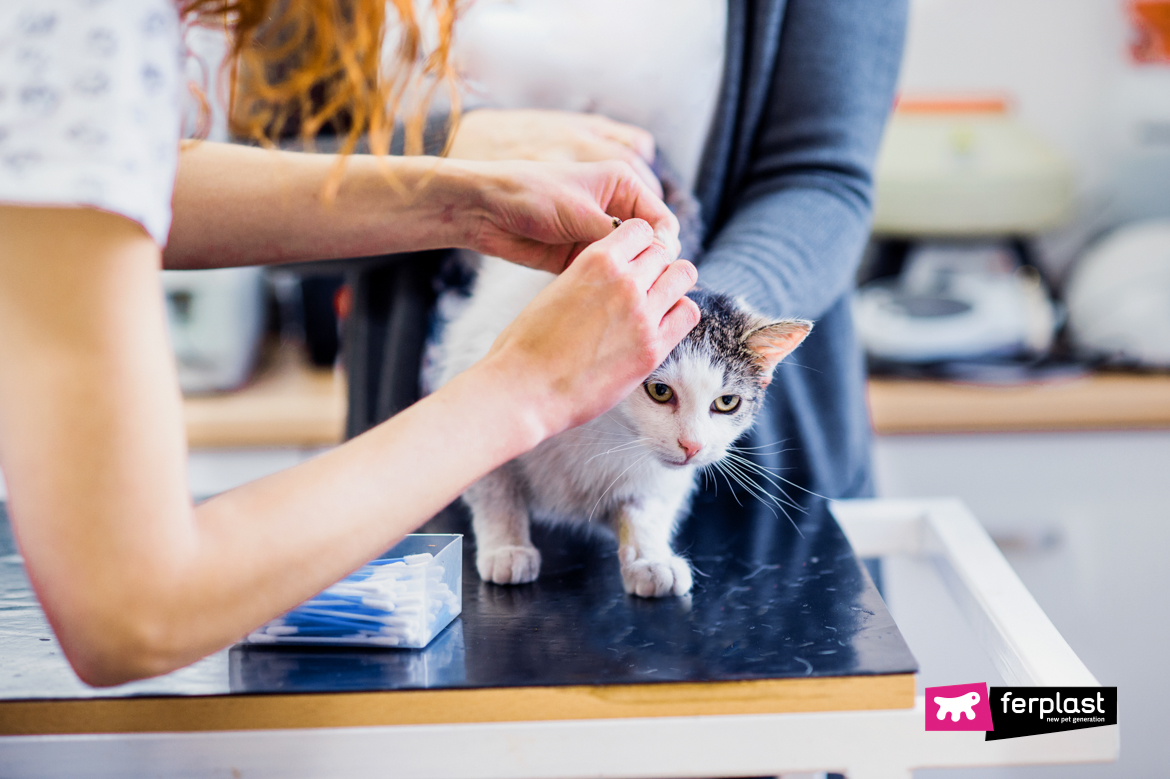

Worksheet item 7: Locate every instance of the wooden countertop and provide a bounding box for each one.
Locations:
[183,342,345,448]
[183,347,1170,447]
[869,372,1170,434]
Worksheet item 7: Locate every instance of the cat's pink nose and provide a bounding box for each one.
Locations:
[679,439,703,461]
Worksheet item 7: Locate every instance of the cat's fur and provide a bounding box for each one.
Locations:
[437,256,811,597]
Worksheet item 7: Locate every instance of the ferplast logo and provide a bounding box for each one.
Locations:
[925,683,994,731]
[999,689,1106,720]
[986,687,1117,741]
[924,683,1118,740]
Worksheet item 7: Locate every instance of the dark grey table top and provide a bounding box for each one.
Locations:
[0,487,916,701]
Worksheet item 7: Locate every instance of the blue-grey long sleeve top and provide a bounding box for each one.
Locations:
[694,0,908,499]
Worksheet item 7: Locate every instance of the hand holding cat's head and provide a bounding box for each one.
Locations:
[615,290,811,469]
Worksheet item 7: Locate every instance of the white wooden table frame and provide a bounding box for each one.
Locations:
[0,499,1118,779]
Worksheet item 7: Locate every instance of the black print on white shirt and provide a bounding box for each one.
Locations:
[75,71,111,96]
[18,12,57,36]
[16,47,50,70]
[3,150,43,174]
[87,29,118,57]
[19,85,59,115]
[142,11,168,36]
[67,123,109,147]
[142,64,164,93]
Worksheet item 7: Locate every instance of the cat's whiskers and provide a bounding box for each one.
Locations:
[602,415,641,436]
[710,459,766,512]
[560,434,643,448]
[583,438,652,464]
[703,461,743,508]
[729,442,798,456]
[699,465,714,494]
[724,451,829,501]
[556,429,646,448]
[712,457,806,537]
[722,453,809,511]
[562,427,638,441]
[719,459,799,532]
[586,452,651,523]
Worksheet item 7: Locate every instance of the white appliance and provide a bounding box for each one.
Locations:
[855,243,1056,364]
[857,100,1069,367]
[872,103,1075,237]
[1066,218,1170,368]
[162,267,267,394]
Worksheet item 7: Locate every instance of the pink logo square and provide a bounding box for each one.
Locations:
[925,682,994,731]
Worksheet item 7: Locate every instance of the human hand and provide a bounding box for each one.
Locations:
[453,158,681,274]
[449,109,662,197]
[475,219,699,440]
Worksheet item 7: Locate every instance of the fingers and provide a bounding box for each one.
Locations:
[627,241,672,292]
[627,154,664,199]
[599,163,680,260]
[489,157,678,274]
[624,177,679,259]
[577,218,655,271]
[646,259,698,317]
[573,132,663,198]
[658,294,701,348]
[625,128,657,163]
[588,115,657,162]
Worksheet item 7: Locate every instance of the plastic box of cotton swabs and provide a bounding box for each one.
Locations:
[245,534,462,649]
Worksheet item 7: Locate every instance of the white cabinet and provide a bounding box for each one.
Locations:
[874,430,1170,778]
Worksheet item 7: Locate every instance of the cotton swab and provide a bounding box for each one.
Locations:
[244,537,463,649]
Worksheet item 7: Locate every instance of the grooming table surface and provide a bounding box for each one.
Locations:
[0,490,916,735]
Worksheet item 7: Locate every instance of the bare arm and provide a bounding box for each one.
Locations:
[448,109,662,195]
[0,206,697,686]
[164,142,680,272]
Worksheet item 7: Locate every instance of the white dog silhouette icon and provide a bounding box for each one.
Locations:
[934,691,980,721]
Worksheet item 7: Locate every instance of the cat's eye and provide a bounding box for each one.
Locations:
[712,394,741,413]
[645,382,674,403]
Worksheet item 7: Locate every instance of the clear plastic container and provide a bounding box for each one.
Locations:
[244,534,462,649]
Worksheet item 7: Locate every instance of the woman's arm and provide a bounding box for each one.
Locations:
[698,0,908,320]
[0,206,697,686]
[164,142,679,273]
[447,109,662,196]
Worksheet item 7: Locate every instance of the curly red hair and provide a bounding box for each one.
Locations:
[181,0,462,189]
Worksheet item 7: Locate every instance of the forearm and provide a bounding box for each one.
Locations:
[0,208,539,684]
[150,360,542,682]
[164,142,486,269]
[166,143,680,274]
[25,358,540,686]
[698,185,871,320]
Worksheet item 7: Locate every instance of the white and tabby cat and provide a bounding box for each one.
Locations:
[438,256,811,597]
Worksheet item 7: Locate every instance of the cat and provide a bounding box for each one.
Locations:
[436,256,811,598]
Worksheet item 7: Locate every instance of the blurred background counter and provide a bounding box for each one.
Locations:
[181,341,344,449]
[180,355,1170,450]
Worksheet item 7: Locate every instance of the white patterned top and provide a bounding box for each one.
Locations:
[0,0,182,246]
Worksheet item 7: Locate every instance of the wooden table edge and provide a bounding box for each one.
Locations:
[0,673,916,735]
[867,374,1170,435]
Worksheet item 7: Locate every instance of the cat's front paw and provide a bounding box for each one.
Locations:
[477,544,542,585]
[621,555,693,598]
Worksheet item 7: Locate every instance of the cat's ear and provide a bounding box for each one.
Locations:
[743,319,812,384]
